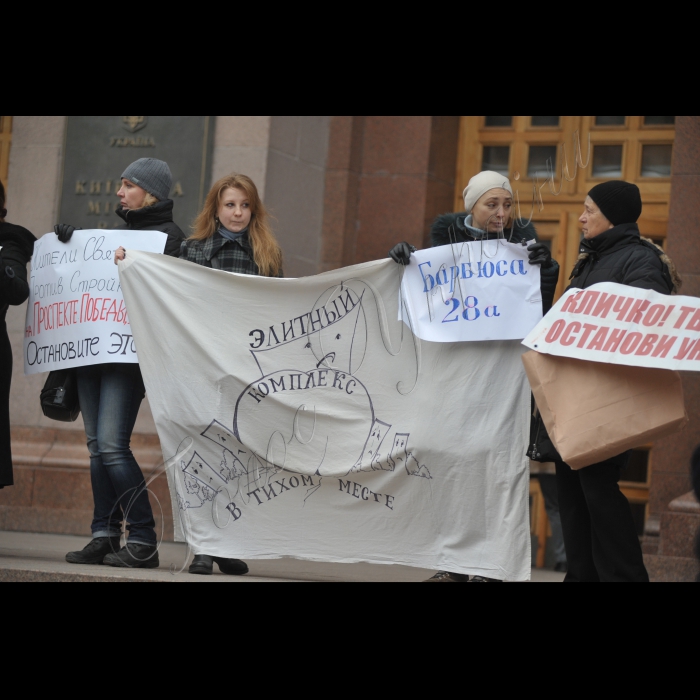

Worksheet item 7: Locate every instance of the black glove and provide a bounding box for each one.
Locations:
[388,241,416,265]
[54,224,81,244]
[527,241,553,268]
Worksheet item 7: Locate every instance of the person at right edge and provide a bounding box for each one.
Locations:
[556,180,680,582]
[389,170,561,582]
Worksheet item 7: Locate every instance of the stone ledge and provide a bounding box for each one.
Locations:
[644,553,700,582]
[0,568,162,583]
[0,505,93,535]
[10,426,164,471]
[669,490,700,514]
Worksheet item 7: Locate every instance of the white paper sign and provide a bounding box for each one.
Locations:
[118,251,532,580]
[399,241,542,342]
[23,229,167,375]
[522,282,700,371]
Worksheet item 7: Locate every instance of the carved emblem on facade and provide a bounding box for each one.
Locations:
[122,116,148,133]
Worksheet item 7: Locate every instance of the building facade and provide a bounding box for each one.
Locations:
[1,116,698,578]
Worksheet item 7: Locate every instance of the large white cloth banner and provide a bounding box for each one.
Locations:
[23,230,167,374]
[119,251,532,580]
[523,282,700,371]
[399,240,541,342]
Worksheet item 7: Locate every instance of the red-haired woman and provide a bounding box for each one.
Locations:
[181,173,282,277]
[180,173,283,575]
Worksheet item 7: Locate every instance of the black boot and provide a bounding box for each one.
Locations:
[103,542,159,569]
[189,555,248,575]
[66,536,121,565]
[216,557,249,575]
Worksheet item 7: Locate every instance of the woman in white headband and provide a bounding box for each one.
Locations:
[390,170,558,312]
[389,170,562,582]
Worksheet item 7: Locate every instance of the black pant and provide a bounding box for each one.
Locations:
[555,452,649,582]
[1,310,14,487]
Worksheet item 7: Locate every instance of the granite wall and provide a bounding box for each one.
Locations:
[648,116,700,517]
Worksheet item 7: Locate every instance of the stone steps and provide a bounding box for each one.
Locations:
[1,427,174,540]
[0,531,566,582]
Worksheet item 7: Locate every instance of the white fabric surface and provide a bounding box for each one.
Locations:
[118,251,532,580]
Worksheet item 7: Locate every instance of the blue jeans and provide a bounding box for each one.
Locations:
[77,363,156,546]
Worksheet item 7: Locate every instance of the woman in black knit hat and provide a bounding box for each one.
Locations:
[55,158,186,569]
[0,181,36,489]
[557,180,679,583]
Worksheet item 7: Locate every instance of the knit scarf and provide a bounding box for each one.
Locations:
[218,224,248,242]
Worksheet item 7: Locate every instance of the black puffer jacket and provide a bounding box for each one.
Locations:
[115,199,185,257]
[567,223,673,295]
[430,212,561,313]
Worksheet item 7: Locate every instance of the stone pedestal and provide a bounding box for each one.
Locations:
[643,116,700,579]
[644,491,700,581]
[0,428,174,542]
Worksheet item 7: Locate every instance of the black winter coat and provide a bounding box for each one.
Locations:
[567,223,673,295]
[180,232,260,275]
[1,222,36,487]
[430,212,561,313]
[115,199,186,257]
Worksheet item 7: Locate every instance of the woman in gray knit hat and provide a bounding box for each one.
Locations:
[55,158,186,569]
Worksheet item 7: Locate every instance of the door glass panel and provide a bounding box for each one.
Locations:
[592,144,623,177]
[528,145,557,178]
[595,116,626,126]
[644,116,675,125]
[481,146,510,176]
[531,116,560,127]
[641,144,672,177]
[484,116,512,127]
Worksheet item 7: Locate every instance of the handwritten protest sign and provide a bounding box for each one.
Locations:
[118,251,533,580]
[23,229,167,375]
[522,282,700,371]
[399,240,541,342]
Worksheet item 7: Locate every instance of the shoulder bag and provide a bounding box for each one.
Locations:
[40,369,80,422]
[527,402,561,463]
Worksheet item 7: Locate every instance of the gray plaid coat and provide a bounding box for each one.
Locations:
[180,232,259,275]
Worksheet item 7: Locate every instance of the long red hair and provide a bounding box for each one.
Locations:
[190,173,282,277]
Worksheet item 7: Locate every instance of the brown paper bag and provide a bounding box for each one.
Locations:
[522,351,688,470]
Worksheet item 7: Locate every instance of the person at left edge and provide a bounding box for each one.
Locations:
[0,180,36,489]
[57,157,186,568]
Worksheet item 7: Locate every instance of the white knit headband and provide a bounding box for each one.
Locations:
[462,171,513,213]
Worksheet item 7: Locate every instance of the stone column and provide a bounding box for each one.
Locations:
[5,117,85,431]
[644,116,700,581]
[319,116,460,271]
